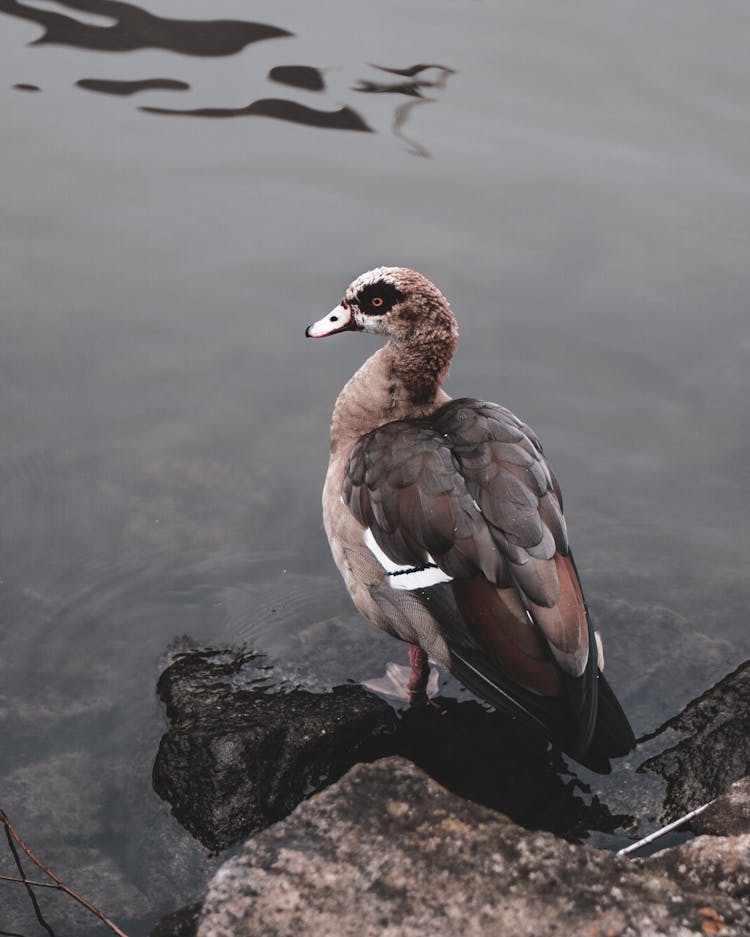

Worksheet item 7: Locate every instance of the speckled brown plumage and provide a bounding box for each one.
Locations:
[307,266,635,772]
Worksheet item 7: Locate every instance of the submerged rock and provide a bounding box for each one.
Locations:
[195,758,750,937]
[150,903,202,937]
[639,660,750,820]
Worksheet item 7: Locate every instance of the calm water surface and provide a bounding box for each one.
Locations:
[1,1,749,933]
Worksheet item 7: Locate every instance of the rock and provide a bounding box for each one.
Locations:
[196,757,750,937]
[153,649,398,851]
[639,661,750,821]
[691,778,750,837]
[1,751,111,841]
[154,649,633,854]
[150,902,202,937]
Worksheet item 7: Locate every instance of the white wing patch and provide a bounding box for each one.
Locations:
[364,528,453,591]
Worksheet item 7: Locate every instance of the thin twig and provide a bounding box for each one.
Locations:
[0,873,64,889]
[3,818,55,937]
[616,800,715,857]
[0,809,130,937]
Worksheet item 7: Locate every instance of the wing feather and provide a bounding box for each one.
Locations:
[343,397,585,640]
[342,397,633,763]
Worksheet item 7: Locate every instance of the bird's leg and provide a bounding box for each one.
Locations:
[407,644,430,706]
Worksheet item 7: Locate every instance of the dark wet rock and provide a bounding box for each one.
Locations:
[150,902,201,937]
[195,757,750,937]
[153,649,632,854]
[691,777,750,837]
[153,649,398,851]
[639,660,750,820]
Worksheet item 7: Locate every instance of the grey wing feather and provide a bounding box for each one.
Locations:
[344,398,571,604]
[341,398,634,767]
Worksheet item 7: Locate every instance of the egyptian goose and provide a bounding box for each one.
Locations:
[306,267,635,772]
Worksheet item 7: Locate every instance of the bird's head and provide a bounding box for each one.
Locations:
[306,266,458,348]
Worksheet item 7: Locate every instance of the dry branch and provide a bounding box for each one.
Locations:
[0,808,130,937]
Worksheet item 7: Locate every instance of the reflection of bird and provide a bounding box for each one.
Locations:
[352,64,455,157]
[306,267,635,773]
[353,63,455,97]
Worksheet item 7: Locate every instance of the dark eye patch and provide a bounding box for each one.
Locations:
[355,280,406,315]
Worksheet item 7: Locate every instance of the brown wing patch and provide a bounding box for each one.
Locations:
[344,399,590,680]
[528,554,590,677]
[452,577,562,696]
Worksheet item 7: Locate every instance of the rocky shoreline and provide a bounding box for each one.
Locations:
[151,655,750,937]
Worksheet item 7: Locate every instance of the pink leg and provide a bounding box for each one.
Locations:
[407,644,430,706]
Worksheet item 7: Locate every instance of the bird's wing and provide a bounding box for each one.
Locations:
[343,397,602,757]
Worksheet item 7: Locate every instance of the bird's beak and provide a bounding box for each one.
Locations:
[305,304,354,338]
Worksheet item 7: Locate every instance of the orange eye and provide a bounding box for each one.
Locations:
[371,297,384,308]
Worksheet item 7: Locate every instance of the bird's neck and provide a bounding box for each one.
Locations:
[329,340,454,456]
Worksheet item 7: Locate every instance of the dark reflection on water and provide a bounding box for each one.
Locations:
[141,98,373,132]
[354,63,455,98]
[353,64,456,157]
[12,81,40,90]
[139,61,455,147]
[269,65,325,92]
[77,77,189,96]
[0,0,292,54]
[1,0,455,153]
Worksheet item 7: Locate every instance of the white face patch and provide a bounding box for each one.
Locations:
[364,528,453,591]
[352,309,384,335]
[349,267,399,293]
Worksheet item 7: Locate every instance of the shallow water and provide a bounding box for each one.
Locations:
[1,1,749,933]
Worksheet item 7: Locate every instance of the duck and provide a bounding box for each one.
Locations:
[306,266,635,772]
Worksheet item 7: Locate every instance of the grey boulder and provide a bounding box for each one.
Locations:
[197,757,750,937]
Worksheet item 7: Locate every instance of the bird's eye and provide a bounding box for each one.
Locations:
[371,297,384,308]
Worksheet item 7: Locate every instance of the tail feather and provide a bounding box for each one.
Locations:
[413,581,635,774]
[588,670,637,761]
[448,647,635,774]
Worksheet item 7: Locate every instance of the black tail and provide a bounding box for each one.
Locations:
[416,581,636,774]
[579,670,636,773]
[449,648,635,774]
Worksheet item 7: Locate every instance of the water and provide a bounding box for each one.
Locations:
[1,1,749,933]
